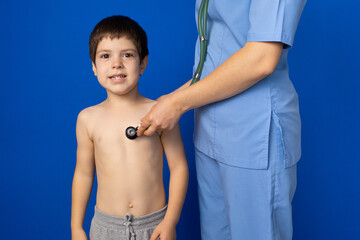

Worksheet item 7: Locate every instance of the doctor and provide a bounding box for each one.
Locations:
[138,0,307,239]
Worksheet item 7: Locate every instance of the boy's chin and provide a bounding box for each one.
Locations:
[107,86,138,96]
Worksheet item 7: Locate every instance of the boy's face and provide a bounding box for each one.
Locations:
[92,36,147,96]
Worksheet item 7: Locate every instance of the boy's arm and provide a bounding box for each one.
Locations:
[71,110,95,239]
[150,124,189,240]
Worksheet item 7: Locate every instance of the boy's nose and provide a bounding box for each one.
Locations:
[112,59,123,69]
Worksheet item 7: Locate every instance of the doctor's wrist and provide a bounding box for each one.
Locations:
[172,91,192,115]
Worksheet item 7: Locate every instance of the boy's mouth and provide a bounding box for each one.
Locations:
[109,74,127,80]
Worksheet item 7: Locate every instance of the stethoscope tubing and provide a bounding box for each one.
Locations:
[191,0,209,85]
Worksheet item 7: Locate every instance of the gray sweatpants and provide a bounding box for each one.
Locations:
[90,205,167,240]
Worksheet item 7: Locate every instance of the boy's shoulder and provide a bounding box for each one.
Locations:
[77,103,105,123]
[140,96,156,107]
[135,95,157,112]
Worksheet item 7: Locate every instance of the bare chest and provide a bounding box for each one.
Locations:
[91,114,163,165]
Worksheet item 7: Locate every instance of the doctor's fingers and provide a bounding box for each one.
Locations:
[137,115,160,136]
[136,119,149,136]
[142,125,158,137]
[144,118,168,136]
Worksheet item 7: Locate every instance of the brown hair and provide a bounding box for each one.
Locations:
[89,15,148,63]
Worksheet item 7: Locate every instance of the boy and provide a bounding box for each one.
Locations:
[71,15,189,240]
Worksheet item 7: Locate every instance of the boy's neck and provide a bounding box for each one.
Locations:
[104,88,142,108]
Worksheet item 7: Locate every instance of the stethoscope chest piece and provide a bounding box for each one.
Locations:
[125,123,141,140]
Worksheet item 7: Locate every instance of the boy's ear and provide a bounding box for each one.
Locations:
[140,55,148,75]
[92,62,97,76]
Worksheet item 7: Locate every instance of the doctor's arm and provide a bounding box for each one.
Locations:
[137,41,283,136]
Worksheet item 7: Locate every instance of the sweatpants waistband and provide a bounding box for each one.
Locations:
[93,205,167,230]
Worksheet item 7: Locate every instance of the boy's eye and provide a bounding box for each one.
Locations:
[123,53,134,58]
[100,54,110,59]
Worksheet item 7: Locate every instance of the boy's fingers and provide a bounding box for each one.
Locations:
[149,229,160,240]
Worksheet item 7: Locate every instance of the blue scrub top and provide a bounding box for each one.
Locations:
[193,0,307,169]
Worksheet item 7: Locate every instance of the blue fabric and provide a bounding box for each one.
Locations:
[193,0,306,169]
[195,117,297,239]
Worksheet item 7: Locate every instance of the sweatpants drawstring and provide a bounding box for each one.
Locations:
[124,213,136,240]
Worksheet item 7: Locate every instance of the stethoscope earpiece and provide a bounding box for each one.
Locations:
[125,123,141,140]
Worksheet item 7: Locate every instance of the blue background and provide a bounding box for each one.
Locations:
[0,0,359,239]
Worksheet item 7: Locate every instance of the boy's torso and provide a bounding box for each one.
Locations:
[84,98,166,217]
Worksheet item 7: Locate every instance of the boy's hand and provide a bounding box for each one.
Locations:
[71,228,88,240]
[150,220,177,240]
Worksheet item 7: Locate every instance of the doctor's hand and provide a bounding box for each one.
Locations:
[137,93,184,137]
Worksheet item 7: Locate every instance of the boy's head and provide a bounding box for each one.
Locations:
[89,15,148,64]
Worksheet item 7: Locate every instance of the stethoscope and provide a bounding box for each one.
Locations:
[125,123,142,140]
[126,0,210,140]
